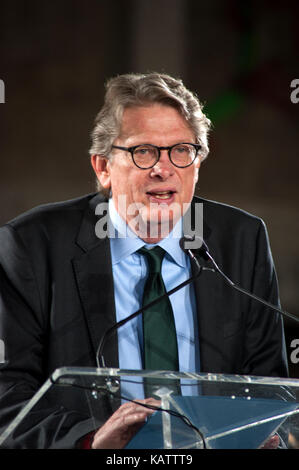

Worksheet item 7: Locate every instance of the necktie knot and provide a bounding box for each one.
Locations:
[138,246,166,274]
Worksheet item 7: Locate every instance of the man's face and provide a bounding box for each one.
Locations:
[92,104,201,242]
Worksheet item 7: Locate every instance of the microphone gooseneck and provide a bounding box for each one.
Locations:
[179,235,203,273]
[183,235,299,325]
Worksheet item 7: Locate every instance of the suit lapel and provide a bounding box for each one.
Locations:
[72,194,119,368]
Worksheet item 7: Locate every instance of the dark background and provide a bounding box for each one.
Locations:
[0,0,298,376]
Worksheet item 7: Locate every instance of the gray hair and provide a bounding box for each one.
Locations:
[89,72,211,193]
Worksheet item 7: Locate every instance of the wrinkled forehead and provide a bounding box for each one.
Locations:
[117,104,195,143]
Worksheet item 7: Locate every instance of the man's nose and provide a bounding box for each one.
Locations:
[150,149,174,178]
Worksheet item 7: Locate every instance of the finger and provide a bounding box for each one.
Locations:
[131,397,161,411]
[92,408,149,449]
[121,411,150,427]
[91,397,162,449]
[94,403,151,438]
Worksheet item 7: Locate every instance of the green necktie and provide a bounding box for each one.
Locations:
[138,246,179,372]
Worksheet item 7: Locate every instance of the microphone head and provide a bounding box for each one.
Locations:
[180,235,210,263]
[180,235,209,253]
[179,235,191,252]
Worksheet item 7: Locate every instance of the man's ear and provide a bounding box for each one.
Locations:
[194,156,201,184]
[91,155,111,190]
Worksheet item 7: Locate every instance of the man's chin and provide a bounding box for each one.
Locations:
[125,201,183,241]
[130,217,175,242]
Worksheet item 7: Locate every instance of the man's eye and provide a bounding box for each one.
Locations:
[174,145,189,154]
[136,147,149,154]
[134,146,155,157]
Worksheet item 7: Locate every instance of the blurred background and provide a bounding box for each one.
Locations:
[0,0,298,376]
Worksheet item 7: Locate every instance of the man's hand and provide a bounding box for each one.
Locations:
[91,398,160,449]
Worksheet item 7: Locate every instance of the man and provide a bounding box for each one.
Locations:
[0,73,288,449]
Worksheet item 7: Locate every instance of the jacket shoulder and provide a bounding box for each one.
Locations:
[3,193,101,230]
[0,193,107,252]
[195,196,264,228]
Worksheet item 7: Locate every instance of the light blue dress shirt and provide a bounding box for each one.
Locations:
[108,198,200,398]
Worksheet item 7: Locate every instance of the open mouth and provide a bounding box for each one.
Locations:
[147,190,176,200]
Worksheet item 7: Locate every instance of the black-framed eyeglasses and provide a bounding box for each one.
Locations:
[111,142,202,169]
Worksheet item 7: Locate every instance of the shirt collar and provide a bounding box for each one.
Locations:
[108,198,188,268]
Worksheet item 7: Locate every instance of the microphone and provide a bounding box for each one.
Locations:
[96,240,215,368]
[179,236,203,273]
[181,235,299,325]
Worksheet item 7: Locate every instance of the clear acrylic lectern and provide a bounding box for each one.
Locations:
[0,367,299,449]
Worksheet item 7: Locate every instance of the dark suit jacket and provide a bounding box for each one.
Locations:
[0,193,288,448]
